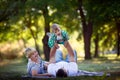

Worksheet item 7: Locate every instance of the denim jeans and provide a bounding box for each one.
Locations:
[55,49,77,62]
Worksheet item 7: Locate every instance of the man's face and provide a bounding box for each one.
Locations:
[53,27,61,36]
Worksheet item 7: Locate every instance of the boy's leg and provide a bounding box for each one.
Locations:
[55,49,63,62]
[65,50,77,62]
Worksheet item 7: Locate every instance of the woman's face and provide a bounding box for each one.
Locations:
[30,51,39,62]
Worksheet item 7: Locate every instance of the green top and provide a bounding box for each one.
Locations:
[48,30,69,48]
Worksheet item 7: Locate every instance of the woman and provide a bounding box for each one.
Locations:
[24,47,52,77]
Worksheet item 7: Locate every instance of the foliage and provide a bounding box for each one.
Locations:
[0,0,26,42]
[0,0,120,59]
[82,0,120,53]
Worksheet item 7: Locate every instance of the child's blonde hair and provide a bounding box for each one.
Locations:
[51,23,60,32]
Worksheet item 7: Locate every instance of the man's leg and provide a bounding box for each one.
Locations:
[55,49,63,62]
[65,50,77,62]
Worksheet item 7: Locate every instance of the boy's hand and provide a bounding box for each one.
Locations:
[54,43,59,49]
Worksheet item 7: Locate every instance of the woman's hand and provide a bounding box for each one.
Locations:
[32,70,54,77]
[45,73,54,77]
[44,62,50,70]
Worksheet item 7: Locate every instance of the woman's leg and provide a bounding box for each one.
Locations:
[55,49,63,62]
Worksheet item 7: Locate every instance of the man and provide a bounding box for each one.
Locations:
[47,23,78,77]
[47,46,78,77]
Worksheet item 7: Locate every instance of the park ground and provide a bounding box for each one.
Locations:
[0,54,120,80]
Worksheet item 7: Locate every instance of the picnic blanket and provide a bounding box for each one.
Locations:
[77,70,110,76]
[22,70,110,79]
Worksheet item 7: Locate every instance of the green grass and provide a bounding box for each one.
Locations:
[0,54,120,80]
[78,59,120,72]
[0,58,27,78]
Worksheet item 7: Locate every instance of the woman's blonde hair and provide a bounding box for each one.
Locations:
[24,47,36,58]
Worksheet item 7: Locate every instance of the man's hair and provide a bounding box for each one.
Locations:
[56,69,68,77]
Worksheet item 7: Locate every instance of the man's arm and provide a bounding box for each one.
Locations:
[64,41,75,62]
[49,43,58,63]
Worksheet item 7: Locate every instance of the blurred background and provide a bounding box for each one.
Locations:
[0,0,120,61]
[0,0,120,79]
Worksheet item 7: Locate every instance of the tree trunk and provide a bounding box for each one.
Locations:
[24,16,41,55]
[116,22,120,56]
[94,32,99,58]
[84,21,92,59]
[29,27,41,55]
[42,34,50,61]
[42,5,50,61]
[78,0,92,59]
[42,23,50,61]
[21,37,26,48]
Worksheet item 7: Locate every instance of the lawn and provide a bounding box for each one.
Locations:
[0,54,120,80]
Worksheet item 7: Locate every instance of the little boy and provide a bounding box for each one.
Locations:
[48,23,75,62]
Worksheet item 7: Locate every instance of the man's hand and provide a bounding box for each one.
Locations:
[54,43,59,49]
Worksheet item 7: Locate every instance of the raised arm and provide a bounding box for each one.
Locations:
[64,41,75,62]
[49,43,58,63]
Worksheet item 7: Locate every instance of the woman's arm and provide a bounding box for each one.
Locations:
[32,70,53,77]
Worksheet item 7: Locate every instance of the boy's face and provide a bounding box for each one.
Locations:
[53,27,61,36]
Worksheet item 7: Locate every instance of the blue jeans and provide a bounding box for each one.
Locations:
[55,49,77,62]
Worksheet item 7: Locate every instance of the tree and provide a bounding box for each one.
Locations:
[81,0,120,57]
[0,0,26,42]
[78,0,92,59]
[41,3,50,61]
[41,0,80,60]
[94,0,119,56]
[0,0,81,60]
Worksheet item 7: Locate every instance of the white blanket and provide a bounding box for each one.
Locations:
[77,70,110,76]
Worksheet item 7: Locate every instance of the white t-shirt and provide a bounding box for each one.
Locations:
[47,61,78,77]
